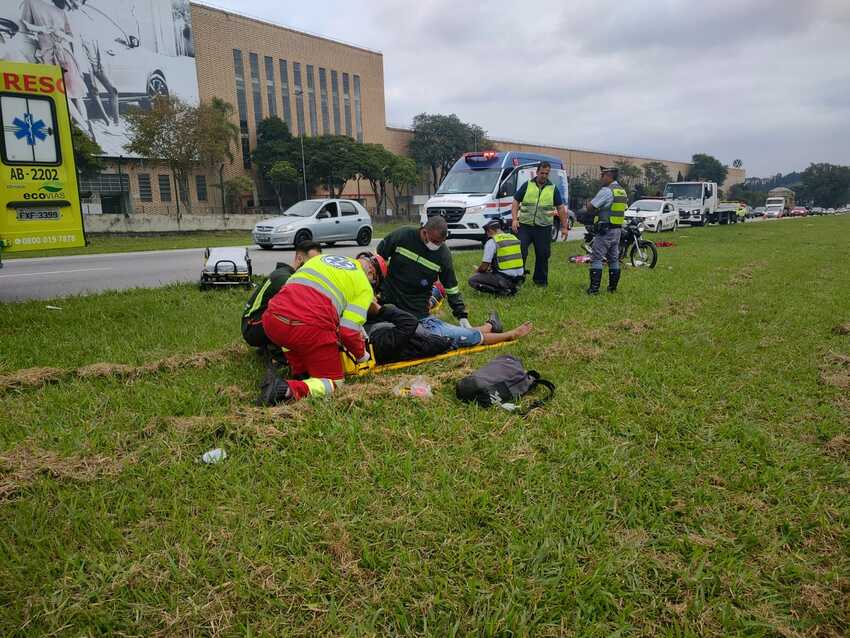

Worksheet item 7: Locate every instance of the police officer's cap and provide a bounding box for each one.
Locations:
[600,165,619,176]
[483,218,502,230]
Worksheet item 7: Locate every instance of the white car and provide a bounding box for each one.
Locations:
[252,199,373,249]
[625,199,678,232]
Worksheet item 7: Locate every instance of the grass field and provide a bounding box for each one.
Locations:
[3,221,409,260]
[1,217,849,636]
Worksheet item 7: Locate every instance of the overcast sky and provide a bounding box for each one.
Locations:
[203,0,850,177]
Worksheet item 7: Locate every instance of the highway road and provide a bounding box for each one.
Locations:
[0,229,584,302]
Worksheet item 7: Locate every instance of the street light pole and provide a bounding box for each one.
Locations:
[294,88,308,199]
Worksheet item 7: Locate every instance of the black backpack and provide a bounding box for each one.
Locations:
[455,355,555,414]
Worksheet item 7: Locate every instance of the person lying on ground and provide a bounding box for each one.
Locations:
[468,219,524,296]
[257,252,387,406]
[241,240,322,365]
[367,305,533,363]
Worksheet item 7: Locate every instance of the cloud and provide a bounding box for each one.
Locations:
[207,0,850,175]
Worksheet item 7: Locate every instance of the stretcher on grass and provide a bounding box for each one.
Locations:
[341,340,513,377]
[200,247,252,290]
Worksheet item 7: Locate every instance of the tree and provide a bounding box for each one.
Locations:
[408,113,492,191]
[727,183,766,208]
[125,96,239,219]
[687,153,728,187]
[568,174,601,209]
[304,135,359,198]
[800,163,850,208]
[643,161,671,194]
[354,143,395,215]
[387,155,419,218]
[224,176,254,214]
[70,121,103,176]
[196,98,239,211]
[613,158,642,190]
[267,161,300,211]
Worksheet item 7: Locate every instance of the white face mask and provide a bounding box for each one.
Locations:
[425,241,441,251]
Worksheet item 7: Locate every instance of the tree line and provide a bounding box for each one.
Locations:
[77,94,848,215]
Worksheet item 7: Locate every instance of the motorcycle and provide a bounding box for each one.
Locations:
[582,218,658,268]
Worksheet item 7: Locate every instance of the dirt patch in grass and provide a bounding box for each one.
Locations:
[823,435,850,459]
[819,352,850,390]
[0,366,65,391]
[727,261,767,287]
[0,444,135,501]
[0,343,248,393]
[614,319,652,335]
[543,339,604,362]
[833,322,850,336]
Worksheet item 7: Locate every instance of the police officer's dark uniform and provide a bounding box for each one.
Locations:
[586,166,628,294]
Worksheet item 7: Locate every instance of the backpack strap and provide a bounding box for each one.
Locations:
[519,370,556,415]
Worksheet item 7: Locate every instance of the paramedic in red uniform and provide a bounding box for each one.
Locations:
[257,252,387,405]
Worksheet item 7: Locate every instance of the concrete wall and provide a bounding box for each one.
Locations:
[83,213,265,234]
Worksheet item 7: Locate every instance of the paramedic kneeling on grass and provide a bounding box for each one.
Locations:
[257,253,383,405]
[241,241,322,361]
[378,216,531,348]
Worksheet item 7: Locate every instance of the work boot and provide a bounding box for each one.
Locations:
[486,310,503,333]
[587,269,602,295]
[608,269,621,293]
[256,377,293,406]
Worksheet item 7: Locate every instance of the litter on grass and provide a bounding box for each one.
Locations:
[569,255,591,263]
[393,375,433,398]
[201,448,227,464]
[45,305,63,310]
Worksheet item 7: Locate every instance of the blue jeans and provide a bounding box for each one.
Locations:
[419,317,483,349]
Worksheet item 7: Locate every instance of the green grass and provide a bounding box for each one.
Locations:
[3,222,410,260]
[1,217,849,636]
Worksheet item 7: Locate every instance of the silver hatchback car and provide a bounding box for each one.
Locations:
[252,199,373,249]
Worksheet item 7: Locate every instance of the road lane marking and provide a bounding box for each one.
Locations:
[0,267,112,278]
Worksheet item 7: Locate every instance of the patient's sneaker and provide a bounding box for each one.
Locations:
[256,377,293,406]
[486,310,503,334]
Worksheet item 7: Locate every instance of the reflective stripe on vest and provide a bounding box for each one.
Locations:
[395,246,442,272]
[243,278,272,318]
[285,255,373,327]
[594,181,628,227]
[493,232,523,271]
[519,180,556,226]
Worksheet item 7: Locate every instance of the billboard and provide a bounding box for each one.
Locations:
[0,0,198,157]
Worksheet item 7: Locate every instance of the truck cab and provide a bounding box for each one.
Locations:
[663,181,718,226]
[421,151,568,242]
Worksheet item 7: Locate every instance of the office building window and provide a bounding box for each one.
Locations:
[158,174,172,202]
[330,70,341,134]
[353,74,363,142]
[318,68,330,134]
[279,59,292,129]
[137,174,152,202]
[249,52,263,126]
[264,56,277,118]
[342,72,352,137]
[233,49,251,168]
[293,62,304,136]
[195,175,208,202]
[306,64,318,136]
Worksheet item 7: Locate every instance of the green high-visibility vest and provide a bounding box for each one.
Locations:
[519,179,556,226]
[493,232,523,272]
[594,180,628,226]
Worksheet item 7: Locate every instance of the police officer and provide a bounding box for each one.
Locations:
[585,166,628,294]
[468,218,524,296]
[511,162,568,287]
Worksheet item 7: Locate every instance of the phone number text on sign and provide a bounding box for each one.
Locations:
[14,235,77,245]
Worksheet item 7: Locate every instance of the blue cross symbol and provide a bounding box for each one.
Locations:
[12,113,48,146]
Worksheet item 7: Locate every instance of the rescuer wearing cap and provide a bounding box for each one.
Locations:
[257,252,386,405]
[468,218,524,296]
[585,166,628,294]
[510,161,568,287]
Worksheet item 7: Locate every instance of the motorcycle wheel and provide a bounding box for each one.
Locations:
[630,240,658,268]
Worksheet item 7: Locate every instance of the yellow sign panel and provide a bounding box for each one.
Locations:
[0,61,85,254]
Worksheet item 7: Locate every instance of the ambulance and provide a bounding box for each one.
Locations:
[0,61,85,265]
[421,150,569,243]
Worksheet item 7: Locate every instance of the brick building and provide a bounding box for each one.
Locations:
[91,2,744,217]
